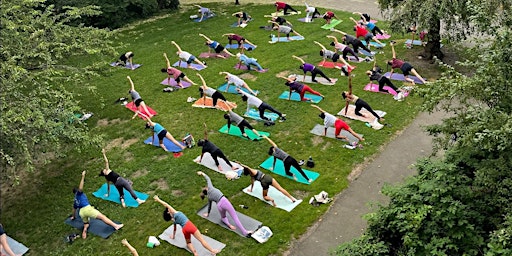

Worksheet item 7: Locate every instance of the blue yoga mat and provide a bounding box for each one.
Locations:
[192,14,215,22]
[172,61,206,71]
[217,83,259,95]
[244,109,279,122]
[225,43,257,50]
[144,134,185,152]
[358,49,376,57]
[65,209,122,239]
[405,39,423,46]
[278,91,323,103]
[361,41,386,48]
[92,183,148,208]
[270,35,304,43]
[109,62,142,69]
[259,156,319,184]
[383,72,425,84]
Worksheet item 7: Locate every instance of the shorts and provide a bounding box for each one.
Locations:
[260,174,273,190]
[400,62,413,76]
[176,72,185,82]
[334,119,350,136]
[182,221,198,240]
[214,45,225,54]
[79,205,100,223]
[186,56,196,64]
[157,129,168,140]
[332,53,340,62]
[134,98,143,107]
[364,33,373,42]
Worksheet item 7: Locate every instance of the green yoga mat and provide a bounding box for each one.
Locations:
[259,156,319,184]
[218,124,269,141]
[321,19,342,29]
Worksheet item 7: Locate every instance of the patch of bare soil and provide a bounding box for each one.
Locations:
[97,118,127,127]
[239,73,257,81]
[293,190,309,199]
[311,136,323,146]
[97,118,109,127]
[321,141,331,150]
[123,151,135,162]
[150,178,169,190]
[121,138,139,149]
[107,138,124,150]
[171,190,185,197]
[131,169,149,179]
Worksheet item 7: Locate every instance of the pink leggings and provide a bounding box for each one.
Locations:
[300,85,322,101]
[217,197,249,236]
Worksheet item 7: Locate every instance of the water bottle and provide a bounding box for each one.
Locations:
[239,204,249,209]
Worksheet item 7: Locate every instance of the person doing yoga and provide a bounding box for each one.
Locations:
[199,34,234,58]
[171,41,207,70]
[331,29,372,55]
[197,171,253,237]
[99,148,146,208]
[220,71,258,96]
[315,40,356,76]
[366,58,405,100]
[232,11,252,26]
[127,76,153,119]
[154,195,221,255]
[222,33,257,51]
[224,103,262,140]
[262,135,313,183]
[387,42,427,84]
[161,53,196,88]
[274,2,299,15]
[277,74,324,101]
[196,123,239,172]
[292,55,334,84]
[142,115,186,152]
[115,52,135,70]
[342,76,384,123]
[311,104,364,142]
[197,73,233,108]
[238,88,287,122]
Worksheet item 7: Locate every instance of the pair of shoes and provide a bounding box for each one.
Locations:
[264,121,275,126]
[186,96,196,102]
[279,116,286,122]
[163,87,176,93]
[298,159,305,166]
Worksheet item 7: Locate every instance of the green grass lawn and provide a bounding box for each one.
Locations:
[2,3,438,255]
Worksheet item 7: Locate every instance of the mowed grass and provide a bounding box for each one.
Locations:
[2,3,437,256]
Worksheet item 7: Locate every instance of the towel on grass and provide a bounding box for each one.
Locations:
[109,63,142,69]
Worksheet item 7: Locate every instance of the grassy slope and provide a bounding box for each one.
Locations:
[2,3,436,256]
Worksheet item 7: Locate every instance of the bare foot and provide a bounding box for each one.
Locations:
[228,224,236,230]
[82,231,87,239]
[211,249,221,254]
[308,179,314,183]
[271,200,277,207]
[115,224,124,230]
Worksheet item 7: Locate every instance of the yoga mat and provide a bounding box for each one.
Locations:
[218,124,269,141]
[160,78,192,88]
[269,35,305,43]
[244,109,279,122]
[192,97,237,111]
[109,63,142,70]
[364,83,410,97]
[318,61,343,69]
[4,236,29,255]
[198,52,231,58]
[297,17,313,22]
[310,124,363,143]
[358,49,376,57]
[196,202,262,237]
[144,134,185,153]
[217,83,259,95]
[234,63,268,73]
[172,61,206,71]
[347,55,365,63]
[295,75,336,85]
[231,22,250,28]
[92,183,149,208]
[405,39,423,46]
[64,209,122,239]
[383,72,425,84]
[337,104,386,124]
[259,156,319,184]
[225,43,256,51]
[361,41,386,48]
[375,33,391,40]
[125,101,157,119]
[192,14,215,22]
[242,181,302,212]
[278,91,323,103]
[192,155,243,176]
[320,19,342,29]
[159,225,225,256]
[264,11,301,17]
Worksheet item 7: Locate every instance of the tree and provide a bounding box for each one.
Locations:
[0,0,116,183]
[377,0,510,61]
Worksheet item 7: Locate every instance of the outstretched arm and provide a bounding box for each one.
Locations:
[127,76,135,91]
[277,75,295,83]
[390,42,396,59]
[203,123,208,140]
[194,4,202,8]
[153,195,176,214]
[291,55,305,64]
[330,29,346,35]
[199,34,211,42]
[196,73,207,87]
[348,76,353,95]
[222,33,234,37]
[102,148,109,170]
[314,41,326,50]
[326,35,339,44]
[122,239,139,256]
[219,71,229,76]
[349,17,358,25]
[163,53,171,68]
[262,135,277,148]
[311,104,326,113]
[171,41,182,52]
[232,11,242,16]
[268,21,280,27]
[78,171,86,191]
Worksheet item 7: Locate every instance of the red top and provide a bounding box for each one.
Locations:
[355,25,369,38]
[167,67,182,79]
[275,2,286,10]
[391,58,405,69]
[325,11,334,18]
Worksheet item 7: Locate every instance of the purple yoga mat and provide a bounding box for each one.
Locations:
[347,56,365,63]
[160,78,192,88]
[383,72,425,84]
[172,61,206,71]
[364,83,409,97]
[199,52,231,58]
[234,63,268,73]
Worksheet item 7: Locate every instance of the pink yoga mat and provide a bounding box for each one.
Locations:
[160,78,192,88]
[375,34,391,40]
[234,63,268,73]
[363,83,410,97]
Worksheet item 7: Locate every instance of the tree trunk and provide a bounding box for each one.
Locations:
[422,18,444,61]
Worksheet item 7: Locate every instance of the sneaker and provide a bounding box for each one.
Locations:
[298,160,305,166]
[186,96,196,102]
[163,87,175,93]
[281,113,287,117]
[279,116,286,122]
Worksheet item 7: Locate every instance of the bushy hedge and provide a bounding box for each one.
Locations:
[47,0,180,28]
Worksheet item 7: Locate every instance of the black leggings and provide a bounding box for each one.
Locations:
[237,119,254,133]
[258,102,283,120]
[283,5,298,14]
[210,149,233,168]
[342,47,358,60]
[283,156,310,180]
[371,26,384,36]
[212,91,226,106]
[352,40,371,54]
[311,68,331,82]
[378,77,400,94]
[355,98,380,120]
[115,177,138,200]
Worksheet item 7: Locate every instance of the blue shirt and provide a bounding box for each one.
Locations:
[173,211,189,227]
[152,123,165,134]
[208,41,219,49]
[366,22,376,30]
[73,191,90,209]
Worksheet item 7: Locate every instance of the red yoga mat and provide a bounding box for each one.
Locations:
[125,101,157,119]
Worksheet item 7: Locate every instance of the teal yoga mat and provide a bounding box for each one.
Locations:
[269,35,304,43]
[218,124,269,140]
[259,156,319,184]
[278,91,323,103]
[244,109,279,122]
[217,83,259,95]
[320,19,342,29]
[92,183,148,208]
[361,41,386,48]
